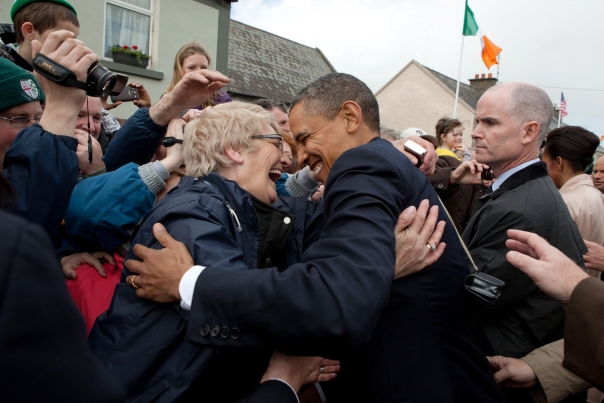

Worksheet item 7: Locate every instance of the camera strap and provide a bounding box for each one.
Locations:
[436,195,505,303]
[32,53,88,92]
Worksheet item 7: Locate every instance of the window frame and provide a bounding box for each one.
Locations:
[102,0,155,64]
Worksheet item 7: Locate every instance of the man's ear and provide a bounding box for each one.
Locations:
[340,101,362,133]
[521,121,540,145]
[224,145,244,165]
[20,22,36,42]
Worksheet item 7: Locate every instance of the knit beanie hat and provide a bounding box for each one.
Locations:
[11,0,77,22]
[0,58,45,113]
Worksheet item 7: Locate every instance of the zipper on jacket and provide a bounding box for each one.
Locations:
[203,180,243,233]
[225,201,242,232]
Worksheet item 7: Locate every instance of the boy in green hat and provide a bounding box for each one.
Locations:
[1,0,79,71]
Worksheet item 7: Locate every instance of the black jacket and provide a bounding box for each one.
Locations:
[462,162,587,358]
[0,211,125,402]
[183,138,505,403]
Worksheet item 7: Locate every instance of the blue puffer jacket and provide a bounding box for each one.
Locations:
[64,163,156,252]
[89,173,316,403]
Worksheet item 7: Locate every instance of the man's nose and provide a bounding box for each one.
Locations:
[297,145,308,167]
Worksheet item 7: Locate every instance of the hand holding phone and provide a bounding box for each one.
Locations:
[110,85,140,103]
[403,140,427,168]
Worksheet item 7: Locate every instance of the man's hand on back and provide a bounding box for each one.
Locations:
[126,223,194,303]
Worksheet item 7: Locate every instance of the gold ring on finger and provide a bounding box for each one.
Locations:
[320,366,325,374]
[426,243,437,252]
[129,274,140,289]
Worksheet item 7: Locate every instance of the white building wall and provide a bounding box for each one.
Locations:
[376,62,475,148]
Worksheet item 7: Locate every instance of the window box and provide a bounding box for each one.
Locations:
[112,52,149,69]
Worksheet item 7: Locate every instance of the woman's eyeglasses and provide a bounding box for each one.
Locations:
[0,115,42,128]
[251,134,283,152]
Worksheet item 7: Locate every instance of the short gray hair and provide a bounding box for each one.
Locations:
[491,83,553,143]
[184,102,280,178]
[291,73,380,132]
[379,125,401,141]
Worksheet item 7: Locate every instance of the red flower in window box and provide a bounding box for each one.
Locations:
[111,44,151,68]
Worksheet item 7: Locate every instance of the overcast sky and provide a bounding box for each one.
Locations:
[232,0,604,140]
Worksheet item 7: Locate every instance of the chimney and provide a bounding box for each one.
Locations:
[469,73,498,91]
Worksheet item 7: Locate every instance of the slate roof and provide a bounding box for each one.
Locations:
[226,20,336,102]
[423,66,485,111]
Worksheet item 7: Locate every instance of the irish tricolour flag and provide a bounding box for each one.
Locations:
[463,1,502,69]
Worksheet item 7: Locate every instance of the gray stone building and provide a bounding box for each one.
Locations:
[225,20,336,104]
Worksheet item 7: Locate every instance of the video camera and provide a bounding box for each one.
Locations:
[32,53,128,97]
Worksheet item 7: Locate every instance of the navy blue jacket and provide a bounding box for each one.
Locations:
[3,124,78,246]
[89,173,315,402]
[184,138,505,403]
[102,108,167,172]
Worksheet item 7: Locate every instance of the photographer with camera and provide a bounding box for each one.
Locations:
[1,28,99,246]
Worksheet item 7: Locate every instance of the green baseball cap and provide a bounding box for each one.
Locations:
[11,0,77,22]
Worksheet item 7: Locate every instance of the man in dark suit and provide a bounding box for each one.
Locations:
[128,73,505,402]
[455,82,587,403]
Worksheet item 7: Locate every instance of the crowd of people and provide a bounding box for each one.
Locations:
[1,1,604,403]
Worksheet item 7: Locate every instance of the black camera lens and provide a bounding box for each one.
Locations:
[86,63,128,97]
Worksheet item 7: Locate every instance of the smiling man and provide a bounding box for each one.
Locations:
[122,73,504,402]
[459,82,587,403]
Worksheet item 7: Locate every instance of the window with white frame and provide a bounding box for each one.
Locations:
[104,0,153,58]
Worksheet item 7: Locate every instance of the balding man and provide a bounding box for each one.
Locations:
[459,83,586,402]
[593,156,604,193]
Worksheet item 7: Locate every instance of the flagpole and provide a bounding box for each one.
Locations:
[558,108,561,128]
[496,54,501,82]
[453,34,465,118]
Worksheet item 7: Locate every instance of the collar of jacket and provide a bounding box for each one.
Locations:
[485,161,548,201]
[192,172,258,231]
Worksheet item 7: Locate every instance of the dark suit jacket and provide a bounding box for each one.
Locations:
[0,211,125,403]
[247,380,298,403]
[462,162,586,358]
[185,138,504,402]
[564,277,604,391]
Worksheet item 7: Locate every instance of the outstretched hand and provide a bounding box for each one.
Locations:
[393,199,446,280]
[61,251,115,280]
[450,160,491,186]
[506,229,588,308]
[583,240,604,272]
[392,137,437,176]
[487,356,538,389]
[149,70,229,126]
[262,352,335,394]
[126,223,194,302]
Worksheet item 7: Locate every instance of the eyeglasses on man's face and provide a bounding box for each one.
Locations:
[251,134,283,153]
[0,115,42,128]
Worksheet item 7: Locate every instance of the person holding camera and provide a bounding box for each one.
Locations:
[1,28,96,246]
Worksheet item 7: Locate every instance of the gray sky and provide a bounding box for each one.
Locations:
[232,0,604,141]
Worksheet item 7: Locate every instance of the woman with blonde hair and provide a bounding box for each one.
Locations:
[90,102,325,401]
[165,41,231,109]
